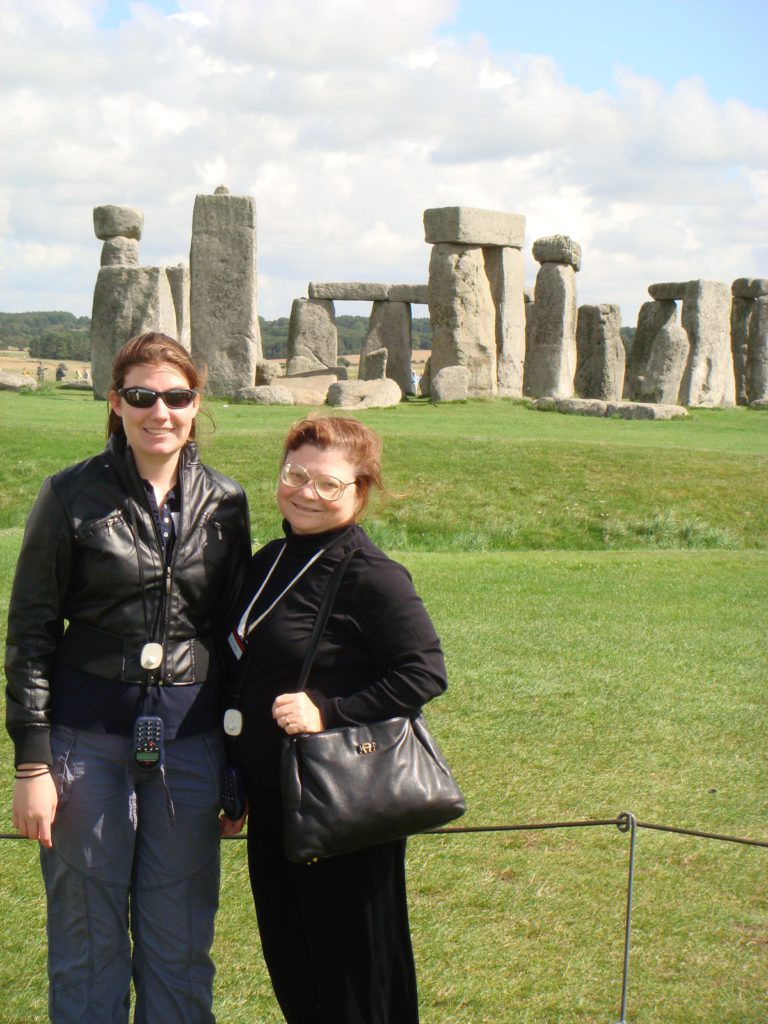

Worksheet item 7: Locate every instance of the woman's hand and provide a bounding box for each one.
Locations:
[220,800,248,837]
[12,769,58,849]
[272,692,324,735]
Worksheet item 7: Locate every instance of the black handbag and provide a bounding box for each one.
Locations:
[281,548,466,863]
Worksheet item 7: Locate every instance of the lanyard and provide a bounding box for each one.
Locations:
[229,543,329,658]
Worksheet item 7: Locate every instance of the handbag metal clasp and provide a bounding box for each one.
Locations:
[356,741,377,755]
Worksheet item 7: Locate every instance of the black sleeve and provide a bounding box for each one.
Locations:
[310,551,448,728]
[4,478,73,765]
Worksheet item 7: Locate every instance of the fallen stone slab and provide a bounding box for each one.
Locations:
[532,235,582,272]
[533,397,606,416]
[388,284,429,303]
[275,374,339,406]
[93,205,144,241]
[423,207,525,248]
[308,282,390,301]
[59,381,94,391]
[605,401,688,420]
[287,366,348,380]
[748,398,768,409]
[532,396,687,419]
[326,378,402,409]
[236,385,294,405]
[431,365,469,402]
[0,370,37,391]
[731,278,768,299]
[648,282,689,301]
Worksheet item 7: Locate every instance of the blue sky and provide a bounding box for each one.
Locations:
[1,0,766,321]
[445,0,767,104]
[96,0,768,105]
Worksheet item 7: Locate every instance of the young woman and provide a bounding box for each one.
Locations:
[5,332,251,1024]
[225,414,448,1024]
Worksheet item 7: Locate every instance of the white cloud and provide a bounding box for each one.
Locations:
[0,0,765,330]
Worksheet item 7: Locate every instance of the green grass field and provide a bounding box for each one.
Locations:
[0,390,766,1023]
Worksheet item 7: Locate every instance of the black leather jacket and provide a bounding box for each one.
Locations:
[4,432,251,765]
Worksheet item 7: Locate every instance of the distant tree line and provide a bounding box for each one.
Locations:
[0,312,91,360]
[1,311,433,362]
[259,314,432,360]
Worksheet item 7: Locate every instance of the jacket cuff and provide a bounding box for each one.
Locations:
[11,727,53,767]
[306,692,337,730]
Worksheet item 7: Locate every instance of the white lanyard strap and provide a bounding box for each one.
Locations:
[235,543,329,643]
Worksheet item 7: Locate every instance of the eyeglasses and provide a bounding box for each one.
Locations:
[280,462,357,502]
[118,387,197,410]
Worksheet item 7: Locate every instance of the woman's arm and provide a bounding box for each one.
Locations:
[5,477,72,768]
[301,551,448,730]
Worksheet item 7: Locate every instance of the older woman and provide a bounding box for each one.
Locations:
[5,332,251,1024]
[225,414,448,1024]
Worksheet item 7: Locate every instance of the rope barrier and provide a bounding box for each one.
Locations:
[1,812,765,1022]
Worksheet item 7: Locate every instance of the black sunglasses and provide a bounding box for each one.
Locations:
[118,387,197,410]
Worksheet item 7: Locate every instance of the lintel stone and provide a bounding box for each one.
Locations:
[532,235,582,272]
[732,278,768,299]
[648,282,690,301]
[423,207,525,248]
[93,205,144,241]
[388,284,428,304]
[308,282,390,301]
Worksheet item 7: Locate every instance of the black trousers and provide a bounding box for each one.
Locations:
[246,788,420,1024]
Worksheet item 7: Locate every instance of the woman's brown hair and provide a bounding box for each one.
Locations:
[107,332,205,440]
[282,414,384,515]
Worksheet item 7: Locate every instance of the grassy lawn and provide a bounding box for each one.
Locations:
[0,391,765,1022]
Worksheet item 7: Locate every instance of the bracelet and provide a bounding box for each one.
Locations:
[15,767,52,780]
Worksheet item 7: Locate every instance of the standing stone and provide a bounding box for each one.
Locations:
[286,298,338,373]
[360,347,388,381]
[637,308,690,405]
[90,266,177,399]
[165,264,191,351]
[680,280,734,406]
[484,247,525,396]
[190,187,261,397]
[730,296,752,405]
[747,297,768,402]
[574,304,625,401]
[431,365,470,402]
[427,244,497,396]
[419,356,432,399]
[627,300,678,400]
[360,300,412,393]
[524,259,578,398]
[101,237,139,267]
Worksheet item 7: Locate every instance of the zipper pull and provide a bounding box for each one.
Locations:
[213,520,223,541]
[165,566,172,594]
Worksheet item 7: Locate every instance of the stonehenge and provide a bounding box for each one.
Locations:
[523,234,581,398]
[90,204,178,399]
[87,196,763,410]
[574,304,625,402]
[425,206,526,397]
[190,186,262,397]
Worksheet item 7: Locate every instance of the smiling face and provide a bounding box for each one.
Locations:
[277,443,359,535]
[108,362,199,475]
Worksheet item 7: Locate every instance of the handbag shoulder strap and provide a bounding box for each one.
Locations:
[297,547,360,692]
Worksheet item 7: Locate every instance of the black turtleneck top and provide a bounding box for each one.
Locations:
[224,521,448,789]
